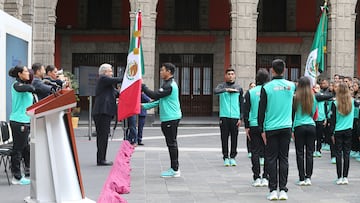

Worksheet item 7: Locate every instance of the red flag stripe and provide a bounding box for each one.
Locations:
[117,80,142,121]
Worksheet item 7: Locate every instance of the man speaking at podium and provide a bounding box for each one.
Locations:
[92,63,122,166]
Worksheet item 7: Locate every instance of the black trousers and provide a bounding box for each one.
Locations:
[351,118,360,151]
[247,136,251,154]
[294,125,316,181]
[315,121,325,152]
[334,129,352,178]
[219,117,239,159]
[249,126,267,180]
[324,123,336,157]
[265,128,291,192]
[161,119,180,171]
[10,121,30,180]
[93,114,112,163]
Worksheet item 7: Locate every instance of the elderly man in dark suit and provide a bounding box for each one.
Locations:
[93,63,122,166]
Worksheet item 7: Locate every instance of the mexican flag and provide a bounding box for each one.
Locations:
[117,11,144,121]
[304,2,328,86]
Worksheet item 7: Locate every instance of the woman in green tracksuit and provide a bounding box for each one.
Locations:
[142,63,182,178]
[8,65,35,185]
[329,82,354,185]
[292,76,317,186]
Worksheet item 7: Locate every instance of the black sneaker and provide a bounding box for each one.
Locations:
[138,142,144,146]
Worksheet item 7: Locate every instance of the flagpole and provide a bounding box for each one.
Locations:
[322,0,327,80]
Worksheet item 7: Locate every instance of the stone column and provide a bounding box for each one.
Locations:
[3,0,23,19]
[327,0,357,78]
[230,0,258,88]
[0,0,5,10]
[22,0,34,26]
[129,0,157,90]
[32,0,58,65]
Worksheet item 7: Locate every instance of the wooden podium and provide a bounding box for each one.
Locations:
[25,89,95,203]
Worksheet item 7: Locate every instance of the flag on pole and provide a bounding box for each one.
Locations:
[304,1,328,86]
[117,11,143,121]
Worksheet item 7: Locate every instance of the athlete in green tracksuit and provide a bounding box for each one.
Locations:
[244,68,270,187]
[328,82,355,184]
[214,68,243,167]
[258,59,296,201]
[142,62,182,178]
[8,65,35,185]
[292,77,317,187]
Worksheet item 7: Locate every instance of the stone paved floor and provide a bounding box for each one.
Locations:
[1,127,360,202]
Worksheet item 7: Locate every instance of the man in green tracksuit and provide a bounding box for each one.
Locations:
[214,68,243,167]
[142,62,182,178]
[258,59,296,201]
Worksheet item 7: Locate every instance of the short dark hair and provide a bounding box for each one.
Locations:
[344,76,352,81]
[32,63,43,74]
[272,59,285,75]
[256,68,270,85]
[46,65,56,74]
[321,78,329,82]
[162,62,176,75]
[225,68,235,74]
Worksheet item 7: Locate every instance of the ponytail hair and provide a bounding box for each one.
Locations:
[8,65,25,78]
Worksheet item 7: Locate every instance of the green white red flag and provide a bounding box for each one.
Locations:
[117,11,143,121]
[304,1,328,86]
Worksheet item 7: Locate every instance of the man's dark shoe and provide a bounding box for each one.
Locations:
[97,160,113,166]
[138,142,144,146]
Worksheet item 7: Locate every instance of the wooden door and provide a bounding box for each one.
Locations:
[160,54,213,116]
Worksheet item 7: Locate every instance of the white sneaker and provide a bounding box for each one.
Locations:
[342,177,349,185]
[335,178,343,185]
[267,191,278,201]
[296,180,306,186]
[252,178,262,187]
[304,178,312,186]
[278,190,288,200]
[261,178,269,187]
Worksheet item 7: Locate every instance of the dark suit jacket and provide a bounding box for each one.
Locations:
[31,77,52,101]
[92,75,122,117]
